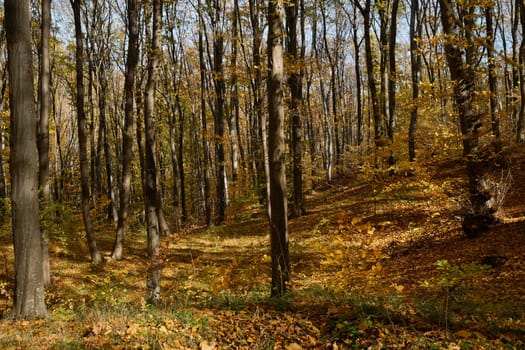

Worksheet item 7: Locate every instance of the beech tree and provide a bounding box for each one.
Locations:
[268,0,290,297]
[5,0,48,319]
[438,0,500,237]
[144,0,162,302]
[112,0,139,260]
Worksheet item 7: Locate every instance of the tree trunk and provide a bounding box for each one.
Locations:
[351,7,363,146]
[112,0,138,260]
[387,0,399,142]
[438,0,497,237]
[71,0,103,264]
[177,97,187,223]
[268,0,290,298]
[356,0,383,145]
[229,2,241,186]
[198,0,212,226]
[38,0,52,287]
[248,0,266,205]
[5,0,48,319]
[516,1,525,143]
[408,0,422,161]
[211,0,227,225]
[286,0,305,218]
[485,4,500,139]
[144,0,162,303]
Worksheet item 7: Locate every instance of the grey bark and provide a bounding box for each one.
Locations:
[268,0,290,297]
[5,0,48,319]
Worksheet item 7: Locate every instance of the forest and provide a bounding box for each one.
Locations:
[1,0,525,348]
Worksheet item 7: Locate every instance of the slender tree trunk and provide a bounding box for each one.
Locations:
[71,0,103,264]
[268,0,290,298]
[198,0,212,226]
[0,67,7,212]
[485,3,500,139]
[211,0,227,225]
[99,74,118,221]
[351,9,363,146]
[5,0,48,319]
[112,0,138,260]
[408,0,422,161]
[177,98,187,223]
[38,0,52,287]
[516,1,525,143]
[248,0,266,205]
[144,0,162,303]
[286,0,305,217]
[387,0,399,142]
[229,3,241,186]
[356,0,383,145]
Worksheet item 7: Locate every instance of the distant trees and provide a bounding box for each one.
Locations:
[5,0,48,318]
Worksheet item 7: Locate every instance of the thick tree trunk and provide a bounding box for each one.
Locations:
[112,0,138,260]
[439,0,498,237]
[268,0,290,298]
[5,0,48,319]
[71,0,103,264]
[144,0,162,303]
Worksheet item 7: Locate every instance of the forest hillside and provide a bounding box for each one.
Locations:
[0,147,524,349]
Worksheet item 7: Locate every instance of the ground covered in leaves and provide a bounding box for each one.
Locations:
[0,149,524,349]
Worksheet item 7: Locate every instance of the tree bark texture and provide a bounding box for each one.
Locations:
[211,0,227,225]
[408,0,422,161]
[38,0,52,287]
[286,0,305,218]
[112,0,139,260]
[268,0,290,297]
[5,0,48,319]
[144,0,162,303]
[439,0,498,237]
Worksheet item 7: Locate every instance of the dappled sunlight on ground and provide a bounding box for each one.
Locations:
[0,148,525,348]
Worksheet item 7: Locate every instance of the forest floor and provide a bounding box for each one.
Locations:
[0,147,525,349]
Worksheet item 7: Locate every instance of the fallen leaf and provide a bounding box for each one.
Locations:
[200,340,217,350]
[286,343,302,350]
[455,330,471,339]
